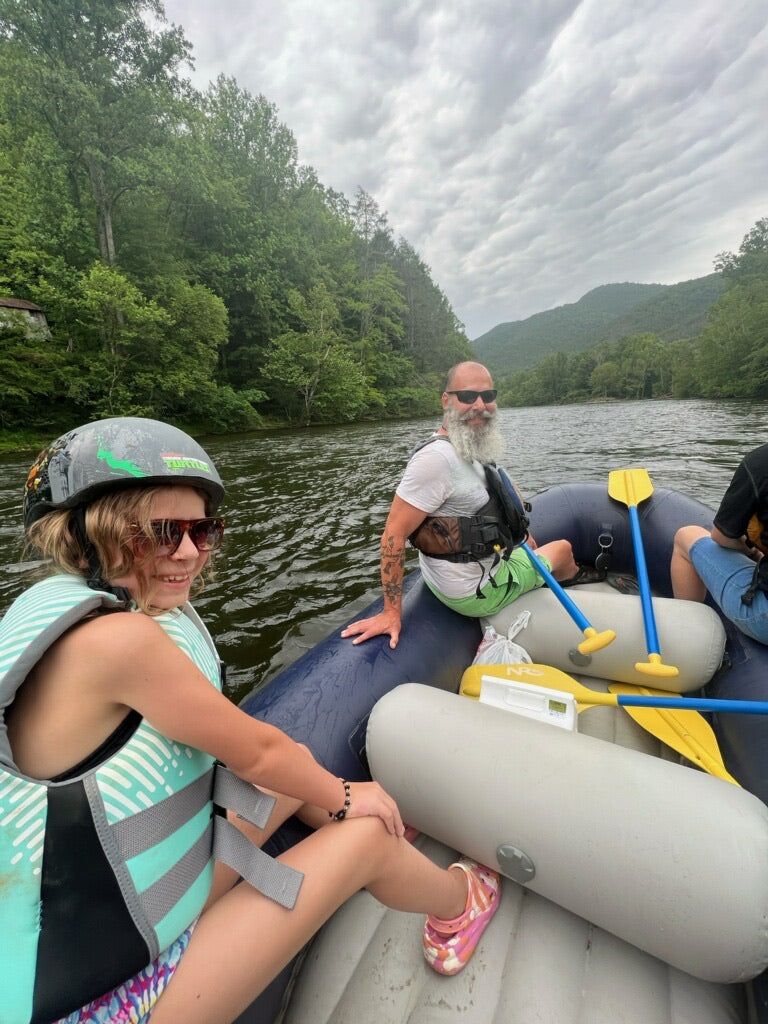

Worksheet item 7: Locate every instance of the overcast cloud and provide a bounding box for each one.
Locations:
[162,0,768,339]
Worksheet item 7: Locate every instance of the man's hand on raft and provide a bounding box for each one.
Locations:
[341,609,401,649]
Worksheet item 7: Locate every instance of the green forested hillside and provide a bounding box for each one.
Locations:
[595,275,725,347]
[473,276,724,375]
[491,220,768,408]
[0,0,471,440]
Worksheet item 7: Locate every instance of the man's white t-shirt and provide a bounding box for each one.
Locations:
[395,437,497,598]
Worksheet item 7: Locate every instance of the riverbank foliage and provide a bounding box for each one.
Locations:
[0,0,471,440]
[498,217,768,407]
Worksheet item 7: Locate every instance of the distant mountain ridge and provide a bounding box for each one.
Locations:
[472,275,725,376]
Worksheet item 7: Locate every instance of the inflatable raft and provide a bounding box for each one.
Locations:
[237,482,768,1024]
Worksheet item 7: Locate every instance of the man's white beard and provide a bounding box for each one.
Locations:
[444,406,505,464]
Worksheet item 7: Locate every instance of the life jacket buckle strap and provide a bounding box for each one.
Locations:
[213,816,304,909]
[741,559,768,607]
[213,763,276,829]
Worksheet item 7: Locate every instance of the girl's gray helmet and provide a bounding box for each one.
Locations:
[24,417,224,529]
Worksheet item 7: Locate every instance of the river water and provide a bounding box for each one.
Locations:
[1,398,766,704]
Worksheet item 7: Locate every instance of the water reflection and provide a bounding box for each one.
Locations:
[0,398,766,703]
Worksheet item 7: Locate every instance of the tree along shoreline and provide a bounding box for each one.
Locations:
[0,406,446,455]
[0,3,471,436]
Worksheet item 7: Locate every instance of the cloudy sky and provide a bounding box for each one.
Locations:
[162,0,768,339]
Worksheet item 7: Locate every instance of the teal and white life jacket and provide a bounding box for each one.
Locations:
[0,574,302,1024]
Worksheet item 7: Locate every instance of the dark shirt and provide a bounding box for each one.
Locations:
[713,443,768,552]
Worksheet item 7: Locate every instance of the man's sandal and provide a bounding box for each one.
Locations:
[561,564,607,587]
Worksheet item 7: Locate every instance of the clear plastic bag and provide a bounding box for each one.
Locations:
[472,611,532,665]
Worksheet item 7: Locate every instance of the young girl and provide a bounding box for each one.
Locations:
[0,417,501,1024]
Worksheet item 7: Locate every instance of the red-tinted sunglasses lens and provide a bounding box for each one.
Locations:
[137,518,225,556]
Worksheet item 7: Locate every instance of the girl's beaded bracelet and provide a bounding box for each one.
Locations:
[329,779,351,820]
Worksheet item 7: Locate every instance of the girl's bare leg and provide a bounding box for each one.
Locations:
[151,817,468,1024]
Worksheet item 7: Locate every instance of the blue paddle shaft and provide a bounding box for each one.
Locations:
[627,503,660,655]
[495,468,598,634]
[618,695,768,715]
[522,542,592,633]
[495,467,597,636]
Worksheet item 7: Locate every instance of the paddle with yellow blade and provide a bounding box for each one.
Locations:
[496,466,616,654]
[607,681,738,785]
[608,468,679,678]
[460,662,742,785]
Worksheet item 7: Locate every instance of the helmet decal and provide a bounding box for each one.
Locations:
[25,454,47,494]
[161,454,214,474]
[96,446,148,477]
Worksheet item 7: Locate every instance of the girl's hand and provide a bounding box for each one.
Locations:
[344,781,405,836]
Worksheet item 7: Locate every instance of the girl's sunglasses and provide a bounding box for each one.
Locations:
[133,517,225,557]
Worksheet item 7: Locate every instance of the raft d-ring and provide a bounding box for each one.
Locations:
[595,531,614,573]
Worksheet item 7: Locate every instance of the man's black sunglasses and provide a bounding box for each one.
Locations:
[445,389,497,404]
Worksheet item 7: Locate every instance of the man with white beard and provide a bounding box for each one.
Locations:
[342,361,596,650]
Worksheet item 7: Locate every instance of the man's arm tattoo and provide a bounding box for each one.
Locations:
[381,534,406,604]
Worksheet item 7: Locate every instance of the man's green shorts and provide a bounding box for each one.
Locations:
[425,548,550,617]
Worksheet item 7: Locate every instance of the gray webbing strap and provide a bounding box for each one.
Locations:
[213,815,304,909]
[141,821,213,927]
[213,763,276,828]
[110,769,213,859]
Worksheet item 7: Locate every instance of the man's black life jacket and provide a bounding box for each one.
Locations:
[407,438,529,562]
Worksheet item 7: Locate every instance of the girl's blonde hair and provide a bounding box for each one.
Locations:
[25,486,216,614]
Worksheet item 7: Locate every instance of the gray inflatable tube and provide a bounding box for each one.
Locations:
[367,683,768,984]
